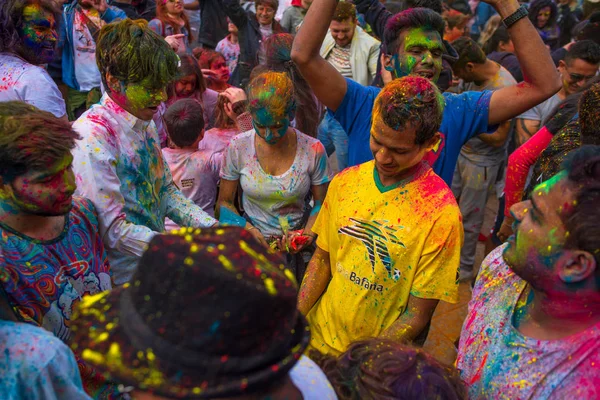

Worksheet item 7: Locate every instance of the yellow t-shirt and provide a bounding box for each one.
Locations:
[307,161,463,356]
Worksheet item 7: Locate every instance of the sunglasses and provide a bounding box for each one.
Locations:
[568,72,596,83]
[538,11,551,17]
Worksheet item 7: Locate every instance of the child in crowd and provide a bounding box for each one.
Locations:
[216,17,240,74]
[194,48,233,93]
[162,99,222,230]
[199,94,243,156]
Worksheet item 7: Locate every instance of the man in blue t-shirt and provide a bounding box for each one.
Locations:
[291,0,562,186]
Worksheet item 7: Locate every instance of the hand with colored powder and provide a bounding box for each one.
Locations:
[165,34,185,52]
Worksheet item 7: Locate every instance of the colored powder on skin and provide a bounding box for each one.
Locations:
[391,27,444,81]
[247,71,295,144]
[373,76,445,132]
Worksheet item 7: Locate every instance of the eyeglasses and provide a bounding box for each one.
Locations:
[538,11,551,17]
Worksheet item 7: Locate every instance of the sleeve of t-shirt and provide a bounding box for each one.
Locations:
[18,69,66,118]
[310,140,333,185]
[443,90,496,142]
[518,103,543,121]
[33,340,92,400]
[410,203,462,304]
[312,174,340,253]
[330,78,379,138]
[220,136,241,181]
[504,126,554,217]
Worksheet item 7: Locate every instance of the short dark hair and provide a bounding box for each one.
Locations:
[373,76,445,145]
[96,19,179,93]
[332,1,357,22]
[484,24,511,54]
[0,102,80,182]
[384,8,445,56]
[0,0,59,55]
[406,0,443,14]
[579,81,600,144]
[561,145,600,269]
[565,40,600,65]
[452,36,487,69]
[255,0,278,10]
[164,99,205,148]
[311,339,467,400]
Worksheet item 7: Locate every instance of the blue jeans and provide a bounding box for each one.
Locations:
[317,113,349,171]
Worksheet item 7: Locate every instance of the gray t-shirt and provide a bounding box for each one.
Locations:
[460,65,517,166]
[221,129,332,237]
[280,5,306,34]
[0,53,66,118]
[518,92,563,125]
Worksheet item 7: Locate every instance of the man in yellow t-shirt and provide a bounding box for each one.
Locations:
[298,76,463,356]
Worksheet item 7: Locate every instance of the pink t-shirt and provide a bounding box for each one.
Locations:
[199,127,240,155]
[162,148,222,230]
[457,245,600,399]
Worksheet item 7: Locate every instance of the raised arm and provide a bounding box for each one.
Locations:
[221,0,250,32]
[291,0,348,111]
[353,0,393,40]
[487,0,562,125]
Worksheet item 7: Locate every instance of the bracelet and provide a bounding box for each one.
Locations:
[503,5,529,29]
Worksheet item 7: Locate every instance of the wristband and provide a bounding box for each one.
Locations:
[503,5,529,29]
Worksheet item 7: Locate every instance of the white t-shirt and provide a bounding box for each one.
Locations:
[72,8,103,91]
[221,129,332,237]
[0,53,66,118]
[162,147,222,230]
[289,356,338,400]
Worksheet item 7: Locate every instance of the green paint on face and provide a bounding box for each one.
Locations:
[393,27,444,82]
[251,107,290,145]
[534,171,567,195]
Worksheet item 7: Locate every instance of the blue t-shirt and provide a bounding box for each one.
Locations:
[331,78,495,186]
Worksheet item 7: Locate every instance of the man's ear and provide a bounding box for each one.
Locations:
[382,53,395,73]
[423,132,441,152]
[465,62,475,73]
[558,250,597,284]
[105,73,122,94]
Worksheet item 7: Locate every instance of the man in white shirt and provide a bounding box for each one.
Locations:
[72,19,217,285]
[320,1,380,86]
[0,0,67,120]
[318,1,381,171]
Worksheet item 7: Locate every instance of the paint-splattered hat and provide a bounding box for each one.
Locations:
[69,227,309,398]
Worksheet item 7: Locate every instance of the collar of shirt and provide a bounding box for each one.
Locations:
[101,93,153,133]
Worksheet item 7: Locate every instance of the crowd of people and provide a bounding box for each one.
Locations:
[0,0,599,398]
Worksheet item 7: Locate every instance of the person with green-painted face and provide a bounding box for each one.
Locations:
[457,145,600,398]
[71,19,218,286]
[217,71,332,283]
[291,0,562,187]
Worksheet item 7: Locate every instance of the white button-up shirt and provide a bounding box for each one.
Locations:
[72,94,217,284]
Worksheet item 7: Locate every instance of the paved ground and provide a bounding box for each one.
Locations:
[423,196,499,365]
